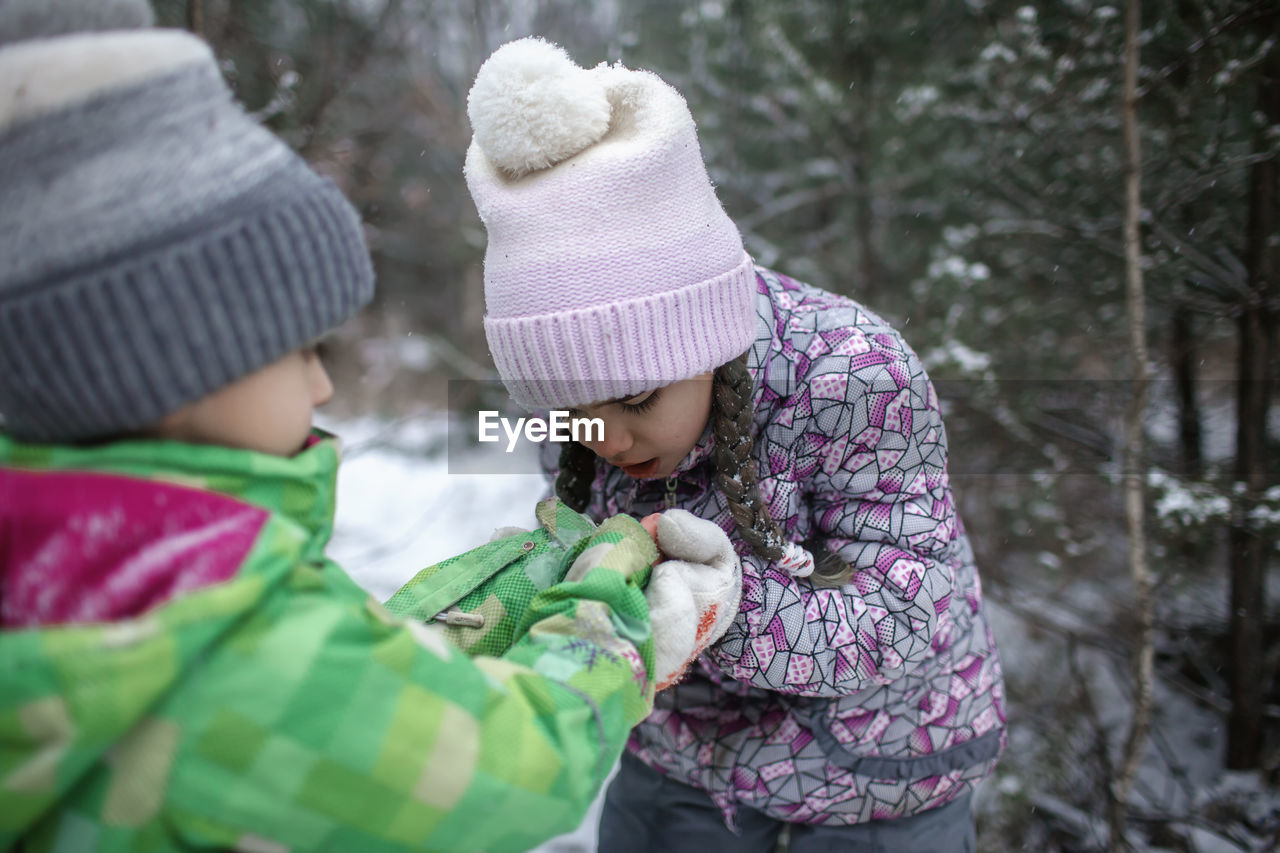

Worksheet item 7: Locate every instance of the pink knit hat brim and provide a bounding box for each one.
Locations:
[486,252,757,409]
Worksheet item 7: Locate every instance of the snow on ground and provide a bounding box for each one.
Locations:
[318,413,547,598]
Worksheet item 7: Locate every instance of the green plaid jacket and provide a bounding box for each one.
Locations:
[384,500,656,660]
[0,432,655,852]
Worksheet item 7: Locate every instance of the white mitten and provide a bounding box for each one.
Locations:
[644,510,742,691]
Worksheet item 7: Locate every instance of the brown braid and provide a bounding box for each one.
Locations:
[712,353,853,588]
[556,440,597,513]
[711,353,782,561]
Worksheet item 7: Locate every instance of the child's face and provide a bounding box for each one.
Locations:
[153,348,333,456]
[569,374,713,480]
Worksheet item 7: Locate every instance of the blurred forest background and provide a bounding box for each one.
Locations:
[151,0,1277,849]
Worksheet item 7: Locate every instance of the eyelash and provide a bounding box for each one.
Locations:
[620,390,661,413]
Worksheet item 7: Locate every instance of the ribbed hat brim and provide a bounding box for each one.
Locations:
[487,254,757,409]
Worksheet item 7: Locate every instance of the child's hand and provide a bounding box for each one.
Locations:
[640,513,662,555]
[644,510,742,691]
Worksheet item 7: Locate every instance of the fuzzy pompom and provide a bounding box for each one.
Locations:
[467,37,611,178]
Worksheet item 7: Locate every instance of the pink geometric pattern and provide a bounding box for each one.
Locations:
[543,266,1005,826]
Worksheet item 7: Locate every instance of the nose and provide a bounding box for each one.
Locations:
[582,414,632,460]
[310,359,334,407]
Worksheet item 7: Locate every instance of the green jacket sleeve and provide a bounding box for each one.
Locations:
[157,520,655,853]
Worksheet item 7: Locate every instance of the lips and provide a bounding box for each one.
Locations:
[619,457,660,479]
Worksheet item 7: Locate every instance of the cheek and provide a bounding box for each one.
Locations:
[656,409,708,453]
[285,383,318,426]
[682,410,709,445]
[254,386,316,453]
[248,377,314,435]
[573,415,610,452]
[683,389,713,440]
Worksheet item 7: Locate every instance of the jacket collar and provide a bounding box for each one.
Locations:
[0,429,341,557]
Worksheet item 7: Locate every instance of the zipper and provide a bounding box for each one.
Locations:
[624,474,683,515]
[433,609,485,628]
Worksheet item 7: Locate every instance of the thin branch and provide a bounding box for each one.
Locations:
[1068,637,1116,784]
[298,0,405,158]
[735,185,853,232]
[1148,218,1252,298]
[1136,2,1276,99]
[1026,411,1116,461]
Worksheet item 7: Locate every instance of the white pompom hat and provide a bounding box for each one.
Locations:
[464,38,756,410]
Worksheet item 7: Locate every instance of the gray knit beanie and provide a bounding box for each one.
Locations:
[0,1,375,443]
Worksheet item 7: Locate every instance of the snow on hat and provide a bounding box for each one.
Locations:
[0,1,374,442]
[464,38,756,410]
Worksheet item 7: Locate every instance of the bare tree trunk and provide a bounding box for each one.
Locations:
[1171,300,1202,569]
[821,2,880,301]
[850,51,880,300]
[1108,1,1155,848]
[1226,14,1278,770]
[1171,302,1202,478]
[186,0,203,37]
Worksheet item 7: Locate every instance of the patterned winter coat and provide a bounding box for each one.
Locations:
[544,266,1006,826]
[0,432,655,853]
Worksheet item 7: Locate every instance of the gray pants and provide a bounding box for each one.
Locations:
[598,752,976,853]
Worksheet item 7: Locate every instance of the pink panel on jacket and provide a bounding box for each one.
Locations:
[0,468,267,628]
